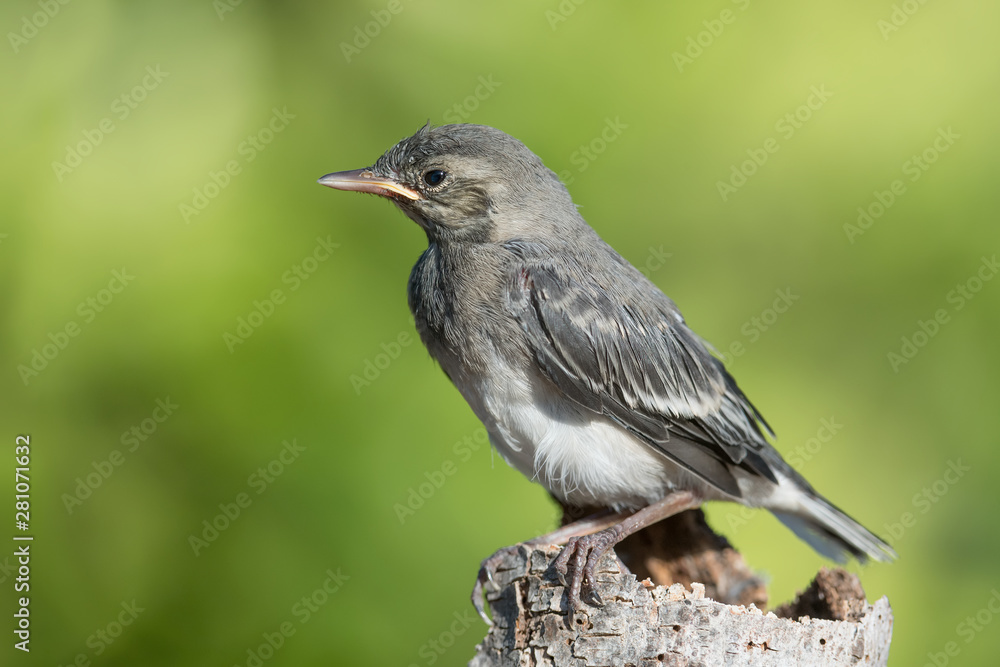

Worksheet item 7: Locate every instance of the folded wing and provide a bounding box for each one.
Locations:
[508,260,780,498]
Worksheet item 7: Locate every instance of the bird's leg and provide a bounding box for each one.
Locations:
[472,508,631,624]
[553,490,701,613]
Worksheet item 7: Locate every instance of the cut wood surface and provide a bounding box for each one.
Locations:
[469,544,893,667]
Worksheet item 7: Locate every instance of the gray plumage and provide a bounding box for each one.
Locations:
[319,123,896,572]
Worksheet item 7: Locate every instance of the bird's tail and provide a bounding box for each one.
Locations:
[771,493,897,564]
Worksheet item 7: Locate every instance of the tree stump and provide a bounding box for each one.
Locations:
[469,510,893,666]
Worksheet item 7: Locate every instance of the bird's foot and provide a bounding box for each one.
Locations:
[472,544,526,625]
[552,526,627,621]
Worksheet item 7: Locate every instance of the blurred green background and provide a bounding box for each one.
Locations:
[2,1,999,665]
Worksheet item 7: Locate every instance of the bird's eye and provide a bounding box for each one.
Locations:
[423,169,446,186]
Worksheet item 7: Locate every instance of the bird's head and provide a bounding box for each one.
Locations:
[318,123,577,244]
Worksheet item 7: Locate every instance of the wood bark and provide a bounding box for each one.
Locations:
[469,510,892,666]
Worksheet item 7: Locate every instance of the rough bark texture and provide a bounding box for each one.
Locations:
[469,510,893,667]
[772,567,870,623]
[608,509,769,609]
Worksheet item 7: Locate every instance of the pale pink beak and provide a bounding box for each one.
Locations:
[317,168,421,201]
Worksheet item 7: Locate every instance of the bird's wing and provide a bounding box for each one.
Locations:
[507,260,778,498]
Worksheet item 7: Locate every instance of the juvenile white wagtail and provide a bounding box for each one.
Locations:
[318,124,895,623]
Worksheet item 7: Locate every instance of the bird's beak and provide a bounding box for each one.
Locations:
[317,168,421,201]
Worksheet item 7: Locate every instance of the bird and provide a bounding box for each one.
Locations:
[317,123,896,623]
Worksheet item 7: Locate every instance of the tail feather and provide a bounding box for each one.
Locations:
[772,494,897,564]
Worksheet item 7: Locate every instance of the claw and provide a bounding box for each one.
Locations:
[583,587,604,608]
[471,544,526,626]
[553,536,575,587]
[550,528,625,619]
[472,573,493,626]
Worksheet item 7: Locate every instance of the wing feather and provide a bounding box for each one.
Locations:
[508,260,777,496]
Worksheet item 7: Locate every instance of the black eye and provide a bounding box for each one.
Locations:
[423,169,446,186]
